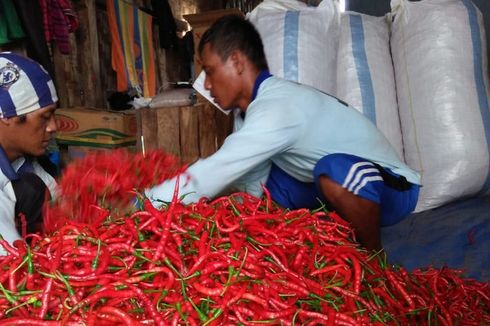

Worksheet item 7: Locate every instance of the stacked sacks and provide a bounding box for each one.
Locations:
[247,0,339,95]
[248,2,405,160]
[247,0,490,212]
[390,0,490,211]
[336,12,404,160]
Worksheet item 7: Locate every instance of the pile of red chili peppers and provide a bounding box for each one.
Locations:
[0,150,488,325]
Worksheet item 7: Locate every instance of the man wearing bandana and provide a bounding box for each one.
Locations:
[0,52,58,254]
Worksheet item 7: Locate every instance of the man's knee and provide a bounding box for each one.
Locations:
[317,175,379,213]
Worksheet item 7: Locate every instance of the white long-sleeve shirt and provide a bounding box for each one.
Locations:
[147,76,420,206]
[0,158,56,255]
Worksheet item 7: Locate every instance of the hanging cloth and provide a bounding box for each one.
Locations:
[11,0,55,78]
[0,0,26,45]
[39,0,79,54]
[107,0,156,98]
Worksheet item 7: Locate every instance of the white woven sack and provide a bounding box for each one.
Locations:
[336,12,404,160]
[391,0,490,212]
[247,1,339,95]
[246,0,308,15]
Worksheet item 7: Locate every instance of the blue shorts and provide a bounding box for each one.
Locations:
[265,154,420,226]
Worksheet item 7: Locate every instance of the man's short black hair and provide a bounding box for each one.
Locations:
[198,14,269,71]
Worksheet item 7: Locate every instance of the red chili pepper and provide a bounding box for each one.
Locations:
[185,252,231,277]
[330,286,376,313]
[61,289,135,323]
[124,282,166,326]
[38,278,53,319]
[0,236,20,257]
[340,253,362,294]
[192,282,223,297]
[146,202,174,265]
[215,212,240,233]
[0,318,76,325]
[93,306,143,326]
[385,269,415,310]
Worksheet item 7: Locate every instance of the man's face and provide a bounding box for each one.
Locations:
[6,105,57,159]
[200,43,243,111]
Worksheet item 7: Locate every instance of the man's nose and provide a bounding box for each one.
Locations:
[204,75,211,90]
[47,115,57,133]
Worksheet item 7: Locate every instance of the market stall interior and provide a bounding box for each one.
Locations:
[0,0,489,323]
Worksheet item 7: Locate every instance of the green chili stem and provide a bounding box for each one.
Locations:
[0,283,17,303]
[26,247,34,275]
[55,271,75,297]
[91,239,102,269]
[5,296,38,315]
[202,308,223,326]
[11,255,29,275]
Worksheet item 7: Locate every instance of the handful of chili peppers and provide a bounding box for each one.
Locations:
[43,149,184,233]
[0,149,488,325]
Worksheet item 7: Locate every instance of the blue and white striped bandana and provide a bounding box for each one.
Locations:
[0,52,58,118]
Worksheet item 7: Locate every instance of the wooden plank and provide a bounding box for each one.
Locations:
[156,107,181,157]
[139,109,158,152]
[76,0,102,108]
[52,36,80,108]
[198,102,218,158]
[138,102,232,162]
[156,46,168,90]
[213,104,234,149]
[52,50,69,108]
[184,9,242,27]
[179,105,200,164]
[96,7,114,109]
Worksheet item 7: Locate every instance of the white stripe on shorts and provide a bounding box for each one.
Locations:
[352,175,384,195]
[342,162,377,190]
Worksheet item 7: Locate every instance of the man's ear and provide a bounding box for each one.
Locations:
[230,50,245,75]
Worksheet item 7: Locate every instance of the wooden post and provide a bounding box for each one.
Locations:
[198,102,219,158]
[138,108,158,152]
[156,107,181,157]
[52,40,80,108]
[76,0,103,108]
[179,105,200,164]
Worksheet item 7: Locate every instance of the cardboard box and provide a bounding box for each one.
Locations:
[55,107,137,148]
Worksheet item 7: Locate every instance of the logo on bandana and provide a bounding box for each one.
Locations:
[0,63,20,89]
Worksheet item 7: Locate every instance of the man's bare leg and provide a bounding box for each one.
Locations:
[318,175,382,252]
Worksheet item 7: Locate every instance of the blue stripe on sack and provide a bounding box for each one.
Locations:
[462,0,490,194]
[283,11,299,82]
[349,14,376,125]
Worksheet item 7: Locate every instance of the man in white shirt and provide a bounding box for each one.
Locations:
[147,15,421,251]
[0,52,58,253]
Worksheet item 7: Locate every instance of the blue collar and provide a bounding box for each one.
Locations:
[0,146,33,181]
[251,70,272,101]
